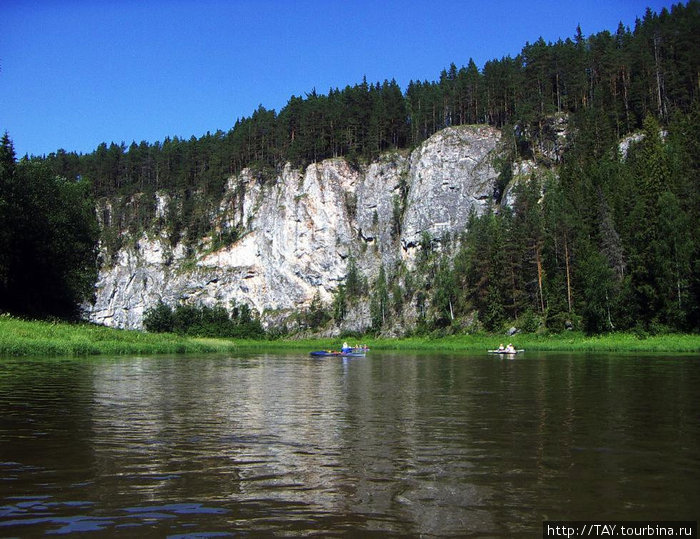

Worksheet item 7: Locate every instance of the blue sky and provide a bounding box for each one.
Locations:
[1,0,678,157]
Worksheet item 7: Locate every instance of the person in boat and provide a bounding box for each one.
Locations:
[505,343,516,353]
[341,341,351,353]
[498,343,505,351]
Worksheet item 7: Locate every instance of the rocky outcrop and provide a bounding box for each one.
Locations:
[85,125,503,331]
[402,125,499,251]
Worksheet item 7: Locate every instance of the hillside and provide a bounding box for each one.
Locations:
[2,2,698,335]
[86,108,698,336]
[86,125,504,334]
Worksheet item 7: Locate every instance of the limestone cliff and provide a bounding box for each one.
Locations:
[85,125,503,331]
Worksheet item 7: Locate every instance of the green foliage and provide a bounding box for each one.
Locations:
[3,315,699,357]
[402,108,699,336]
[431,258,457,327]
[391,194,403,238]
[329,258,368,327]
[304,291,331,329]
[143,301,266,339]
[142,301,174,333]
[0,134,99,318]
[416,231,435,271]
[370,265,389,331]
[391,281,404,315]
[344,257,365,296]
[210,225,243,251]
[0,314,240,357]
[517,309,541,333]
[332,284,347,321]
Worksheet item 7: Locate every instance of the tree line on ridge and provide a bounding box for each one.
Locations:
[35,3,697,202]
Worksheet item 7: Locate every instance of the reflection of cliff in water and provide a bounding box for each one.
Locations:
[1,352,699,535]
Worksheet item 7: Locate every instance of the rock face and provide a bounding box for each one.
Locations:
[402,125,500,249]
[85,125,502,330]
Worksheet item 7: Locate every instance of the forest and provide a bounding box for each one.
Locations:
[2,2,699,333]
[0,134,98,318]
[406,112,699,334]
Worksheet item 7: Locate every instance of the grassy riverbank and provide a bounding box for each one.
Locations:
[362,332,700,353]
[0,316,239,357]
[1,316,698,357]
[275,332,700,354]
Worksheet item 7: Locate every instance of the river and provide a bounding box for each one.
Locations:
[1,351,698,536]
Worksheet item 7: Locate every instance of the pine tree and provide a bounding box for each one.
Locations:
[370,265,389,331]
[0,133,17,290]
[0,134,99,317]
[432,258,456,327]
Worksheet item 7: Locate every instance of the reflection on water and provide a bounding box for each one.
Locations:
[0,352,699,536]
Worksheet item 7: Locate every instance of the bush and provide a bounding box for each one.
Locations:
[143,302,175,333]
[518,309,541,333]
[547,312,581,332]
[143,301,266,339]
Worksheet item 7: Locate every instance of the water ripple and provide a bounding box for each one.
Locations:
[1,353,699,535]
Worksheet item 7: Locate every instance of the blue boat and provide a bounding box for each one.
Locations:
[310,350,366,357]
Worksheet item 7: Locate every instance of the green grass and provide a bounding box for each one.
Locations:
[1,315,698,357]
[277,333,700,353]
[357,332,700,353]
[0,315,239,357]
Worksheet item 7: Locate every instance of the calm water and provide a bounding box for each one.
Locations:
[0,351,698,537]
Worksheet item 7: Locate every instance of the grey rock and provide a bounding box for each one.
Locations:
[84,125,506,331]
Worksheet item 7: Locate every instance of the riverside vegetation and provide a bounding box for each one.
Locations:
[1,3,699,340]
[0,315,238,357]
[1,316,699,357]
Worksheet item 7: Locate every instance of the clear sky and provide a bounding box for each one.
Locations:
[1,0,679,157]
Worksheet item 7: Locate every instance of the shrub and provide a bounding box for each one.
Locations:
[143,301,266,339]
[143,302,175,333]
